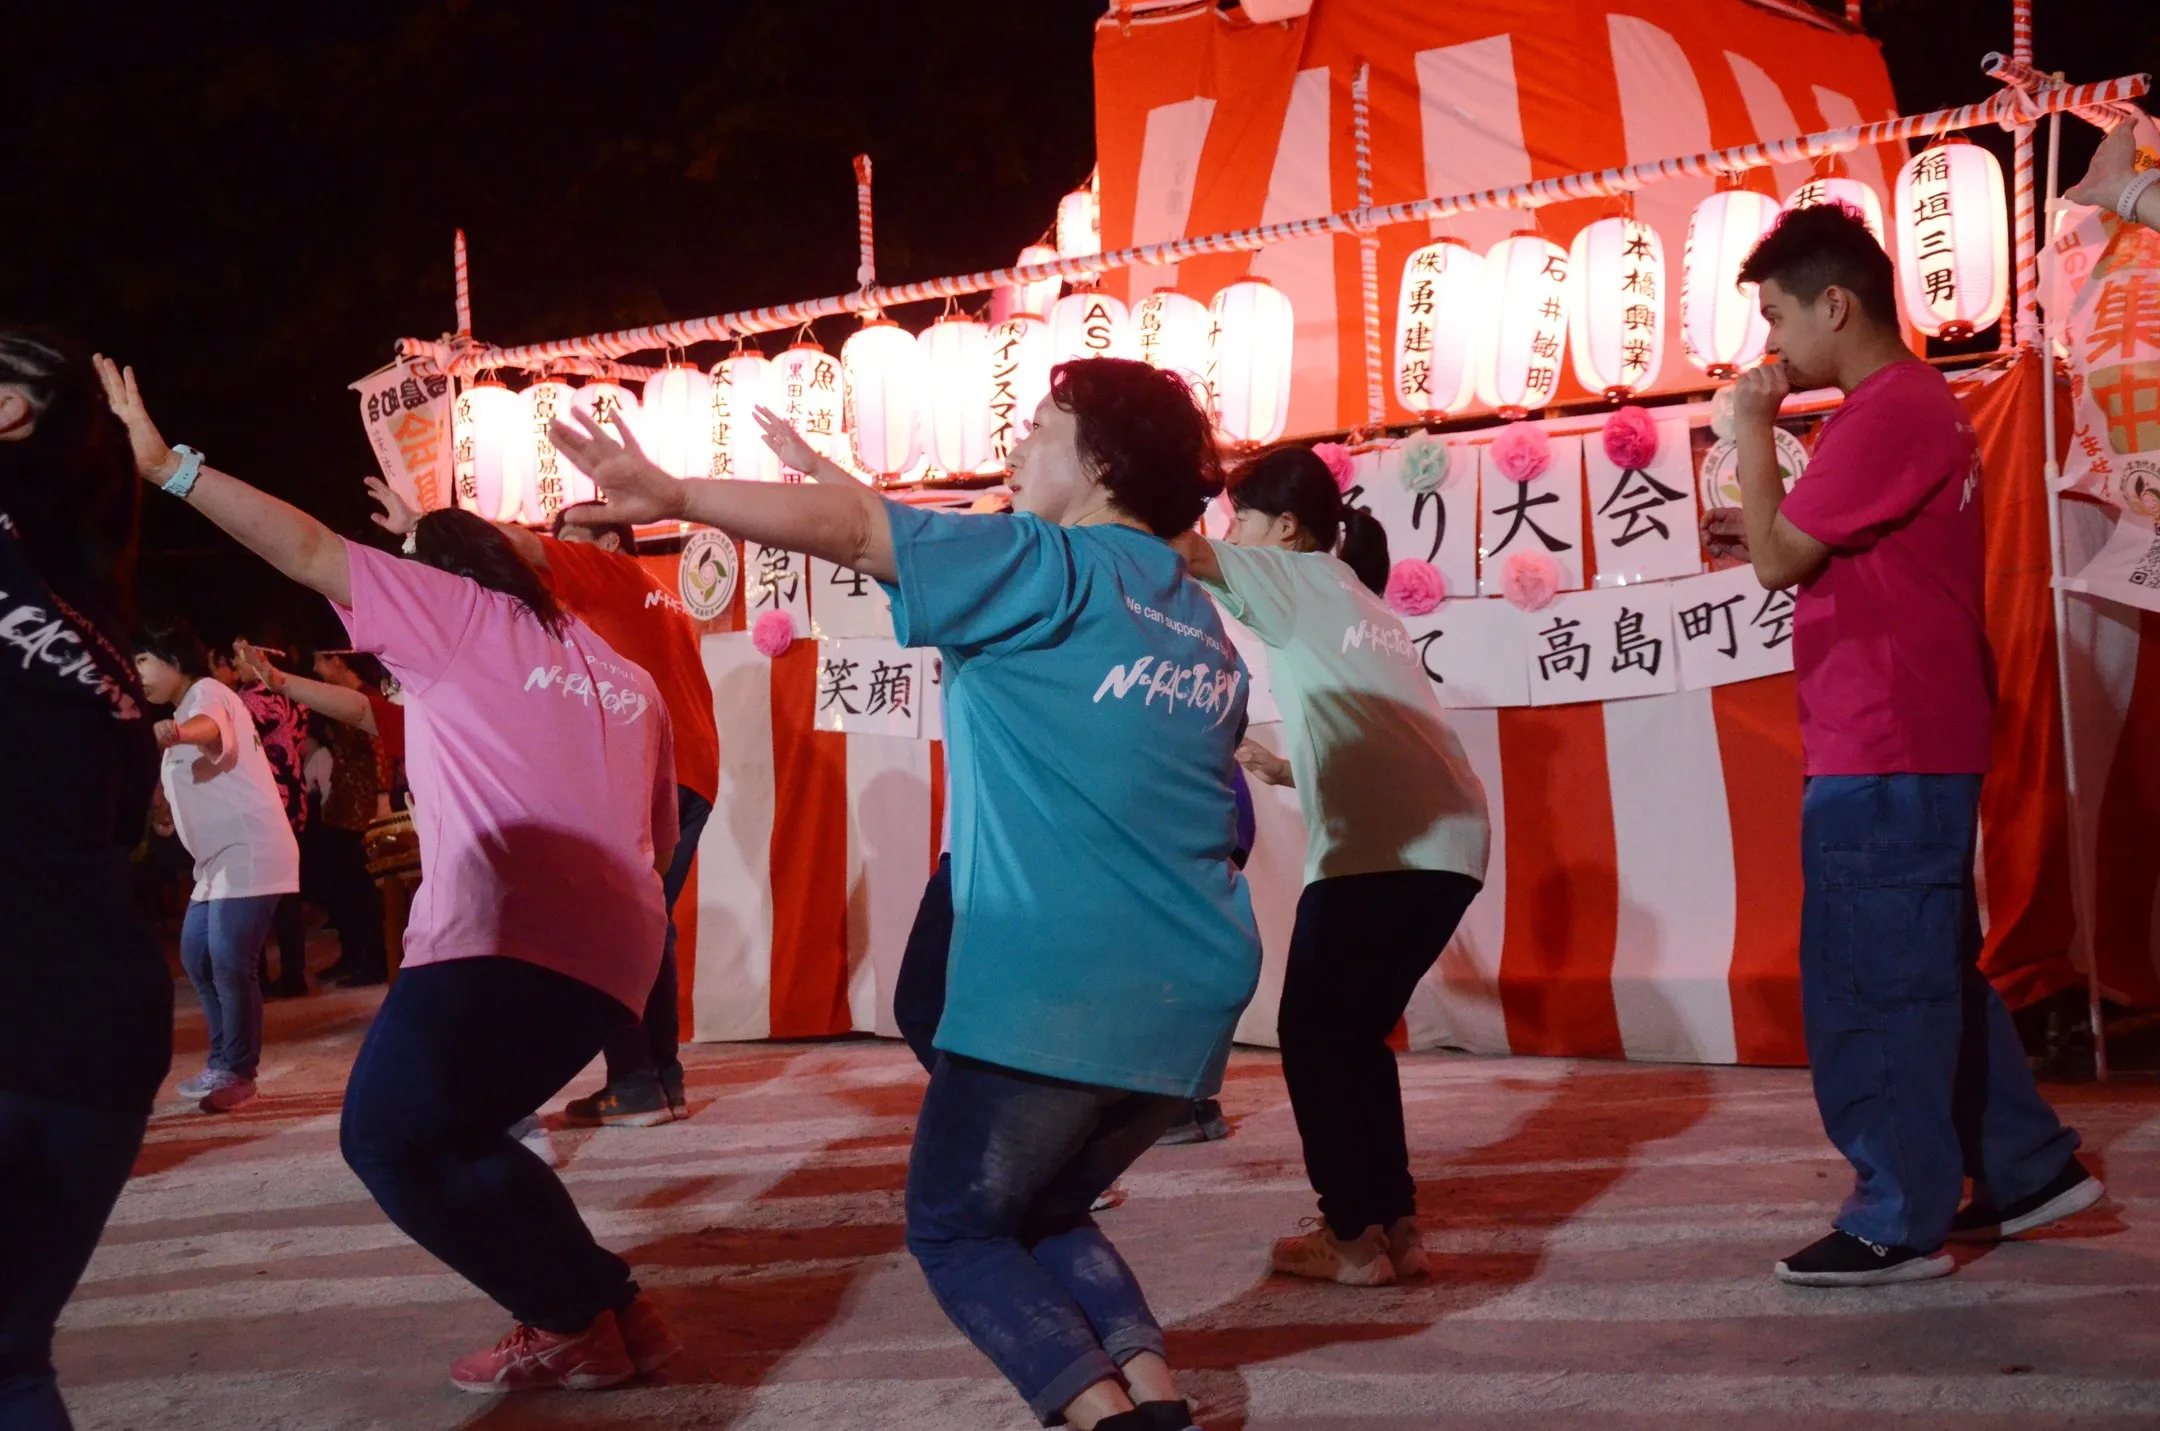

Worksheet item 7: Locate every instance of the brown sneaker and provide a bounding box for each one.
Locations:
[1386,1216,1431,1278]
[1270,1219,1397,1286]
[562,1083,675,1129]
[616,1294,683,1376]
[449,1312,635,1393]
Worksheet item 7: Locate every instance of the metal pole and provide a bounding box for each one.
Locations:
[1352,61,1385,433]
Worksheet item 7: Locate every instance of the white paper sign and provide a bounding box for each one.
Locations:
[1525,584,1678,706]
[743,542,811,638]
[813,639,922,737]
[2060,510,2160,615]
[1359,442,1479,599]
[1479,434,1585,596]
[1671,565,1798,689]
[1217,605,1278,726]
[808,556,894,640]
[1588,416,1701,587]
[1398,597,1529,709]
[352,357,453,512]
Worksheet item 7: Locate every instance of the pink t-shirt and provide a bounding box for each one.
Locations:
[335,542,678,1013]
[1777,360,1994,776]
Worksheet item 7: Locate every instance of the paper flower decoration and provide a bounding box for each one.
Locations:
[1710,384,1737,440]
[1312,441,1357,493]
[1500,550,1561,611]
[1489,420,1552,483]
[751,609,796,657]
[1602,404,1659,469]
[1385,559,1446,616]
[1397,430,1451,494]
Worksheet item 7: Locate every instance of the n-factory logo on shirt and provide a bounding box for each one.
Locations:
[524,663,654,722]
[1092,654,1243,727]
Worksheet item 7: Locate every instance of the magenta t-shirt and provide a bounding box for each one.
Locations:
[1777,361,1994,776]
[335,542,678,1013]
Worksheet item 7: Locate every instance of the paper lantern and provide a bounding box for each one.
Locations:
[1394,239,1484,417]
[920,316,993,474]
[1681,188,1779,378]
[771,343,845,480]
[708,353,778,483]
[842,320,921,478]
[452,380,518,521]
[986,314,1051,463]
[510,379,576,523]
[1132,290,1211,394]
[1005,243,1063,320]
[1567,217,1665,400]
[1048,291,1131,366]
[1476,233,1571,417]
[1783,175,1885,245]
[564,380,632,509]
[1057,186,1101,261]
[1208,278,1295,445]
[1894,141,2009,340]
[640,364,715,478]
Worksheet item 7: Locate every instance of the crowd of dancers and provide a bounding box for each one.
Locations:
[5,170,2152,1430]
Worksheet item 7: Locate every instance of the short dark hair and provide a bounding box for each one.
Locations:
[0,326,141,621]
[1048,357,1223,537]
[1737,201,1897,328]
[1228,446,1391,595]
[550,509,635,550]
[136,617,211,678]
[411,509,569,637]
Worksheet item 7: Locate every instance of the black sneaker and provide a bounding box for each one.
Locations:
[562,1082,676,1128]
[1948,1156,2104,1242]
[1137,1398,1201,1431]
[1774,1230,1954,1287]
[1155,1098,1230,1147]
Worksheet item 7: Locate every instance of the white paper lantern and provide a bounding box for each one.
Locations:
[708,353,778,483]
[1132,290,1212,395]
[920,316,993,474]
[1057,186,1101,261]
[771,343,845,480]
[1007,243,1063,320]
[1783,175,1886,245]
[640,364,715,478]
[1681,188,1780,378]
[452,380,519,521]
[564,380,632,509]
[1395,239,1485,417]
[1894,141,2009,340]
[1048,292,1131,366]
[1476,233,1571,417]
[842,320,921,478]
[509,379,576,523]
[986,314,1051,463]
[1208,278,1294,445]
[1567,217,1665,400]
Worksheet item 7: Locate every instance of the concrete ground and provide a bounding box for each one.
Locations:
[54,973,2160,1430]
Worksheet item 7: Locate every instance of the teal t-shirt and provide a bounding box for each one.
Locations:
[880,504,1261,1098]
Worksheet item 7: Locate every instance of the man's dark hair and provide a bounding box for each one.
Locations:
[136,617,211,678]
[1737,201,1898,328]
[0,326,142,621]
[550,509,636,550]
[1047,357,1223,537]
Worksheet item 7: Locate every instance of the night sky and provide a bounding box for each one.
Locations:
[6,1,2154,649]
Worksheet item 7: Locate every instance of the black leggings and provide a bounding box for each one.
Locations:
[1278,869,1481,1239]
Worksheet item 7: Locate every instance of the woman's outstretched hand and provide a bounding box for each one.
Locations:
[2067,121,2139,213]
[232,639,286,693]
[364,475,420,538]
[752,405,822,474]
[549,408,688,524]
[92,355,179,483]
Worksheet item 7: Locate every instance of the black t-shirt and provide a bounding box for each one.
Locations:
[0,507,172,1113]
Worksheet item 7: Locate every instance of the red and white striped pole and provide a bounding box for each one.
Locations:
[854,154,878,319]
[1352,61,1385,432]
[453,229,472,341]
[2006,0,2041,351]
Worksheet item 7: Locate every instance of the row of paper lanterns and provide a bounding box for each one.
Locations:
[1397,142,2009,416]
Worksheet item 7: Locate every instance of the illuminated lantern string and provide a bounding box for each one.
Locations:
[1394,239,1484,417]
[1048,291,1132,365]
[920,316,993,474]
[510,378,576,523]
[986,314,1050,464]
[1056,186,1101,261]
[452,380,519,521]
[1477,233,1571,417]
[1681,188,1779,378]
[771,343,845,481]
[1132,290,1211,396]
[708,353,777,483]
[1894,141,2009,340]
[640,364,715,478]
[842,319,922,478]
[1783,175,1886,245]
[1568,216,1665,400]
[1208,278,1295,446]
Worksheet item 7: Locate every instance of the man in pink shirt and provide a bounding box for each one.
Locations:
[1707,203,2100,1288]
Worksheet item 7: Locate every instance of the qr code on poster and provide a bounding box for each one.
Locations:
[2132,530,2160,588]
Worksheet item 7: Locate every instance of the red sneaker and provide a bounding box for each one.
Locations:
[616,1294,683,1375]
[449,1311,635,1393]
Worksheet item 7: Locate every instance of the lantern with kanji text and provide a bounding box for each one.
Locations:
[510,378,576,523]
[1476,233,1571,417]
[1132,290,1211,396]
[771,343,846,480]
[708,353,778,483]
[452,379,519,521]
[841,320,921,479]
[1394,239,1484,417]
[1894,140,2008,340]
[1208,278,1295,445]
[1783,175,1885,245]
[986,314,1051,464]
[1681,185,1779,377]
[1567,216,1665,400]
[1048,292,1131,365]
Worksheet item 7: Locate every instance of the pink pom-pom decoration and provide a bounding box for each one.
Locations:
[1312,441,1357,493]
[1385,559,1446,616]
[1601,404,1660,470]
[1500,550,1561,611]
[1489,421,1551,483]
[751,610,796,658]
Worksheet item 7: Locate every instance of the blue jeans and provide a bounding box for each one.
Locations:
[179,894,281,1080]
[602,786,713,1088]
[906,1055,1185,1425]
[1800,774,2079,1251]
[0,1089,148,1430]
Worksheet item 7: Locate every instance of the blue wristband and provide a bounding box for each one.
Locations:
[161,445,205,498]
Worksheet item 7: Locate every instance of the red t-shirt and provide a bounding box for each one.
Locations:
[1777,360,1994,776]
[538,536,719,802]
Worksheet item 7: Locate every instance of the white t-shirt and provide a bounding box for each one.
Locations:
[162,677,301,902]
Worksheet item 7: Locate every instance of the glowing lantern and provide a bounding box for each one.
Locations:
[1476,233,1571,417]
[1681,187,1779,378]
[640,364,715,478]
[1132,290,1211,394]
[708,353,778,483]
[1048,291,1131,365]
[1004,243,1063,320]
[452,380,519,521]
[1783,175,1886,245]
[842,320,921,478]
[1207,278,1295,445]
[1567,216,1665,400]
[920,316,993,474]
[986,314,1051,464]
[771,343,845,480]
[1894,141,2009,340]
[1057,186,1101,261]
[1395,239,1484,417]
[510,378,576,523]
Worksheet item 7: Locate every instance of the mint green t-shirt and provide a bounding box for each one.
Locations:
[1203,543,1490,886]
